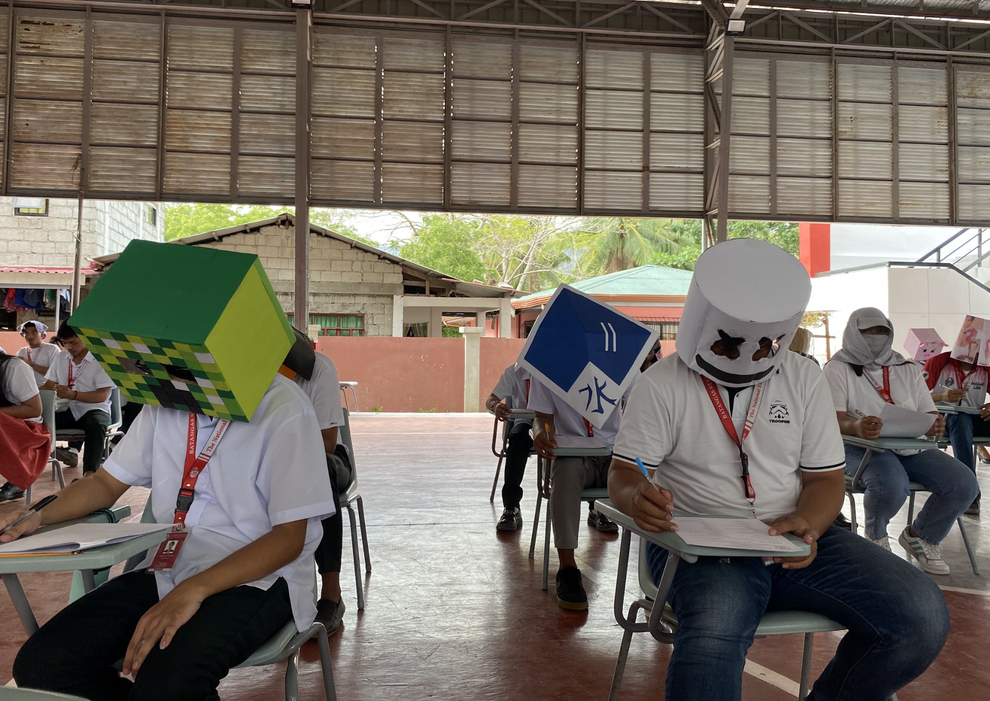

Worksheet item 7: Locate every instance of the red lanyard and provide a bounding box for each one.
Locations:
[26,348,32,364]
[702,377,765,510]
[67,358,87,388]
[954,365,980,392]
[863,366,893,404]
[173,413,230,528]
[582,418,594,437]
[525,379,530,402]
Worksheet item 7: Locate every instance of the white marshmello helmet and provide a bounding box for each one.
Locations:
[675,238,811,387]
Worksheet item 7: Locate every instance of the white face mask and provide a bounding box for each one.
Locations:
[863,334,890,358]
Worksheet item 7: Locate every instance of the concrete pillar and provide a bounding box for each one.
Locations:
[799,223,831,277]
[430,307,444,338]
[499,299,513,338]
[460,326,484,412]
[392,295,404,337]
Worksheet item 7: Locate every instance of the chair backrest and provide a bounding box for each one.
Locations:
[108,387,122,431]
[40,389,57,453]
[339,408,358,493]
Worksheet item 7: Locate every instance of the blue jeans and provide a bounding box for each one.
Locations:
[946,412,990,489]
[647,527,950,701]
[844,445,979,542]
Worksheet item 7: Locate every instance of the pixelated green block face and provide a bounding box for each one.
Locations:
[78,330,248,421]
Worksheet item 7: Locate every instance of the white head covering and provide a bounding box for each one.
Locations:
[675,238,811,387]
[831,307,907,368]
[17,320,48,338]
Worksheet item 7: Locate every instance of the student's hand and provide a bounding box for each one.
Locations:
[981,403,990,421]
[926,414,946,437]
[768,515,818,569]
[494,403,510,421]
[629,482,676,533]
[856,416,883,440]
[533,429,557,459]
[55,385,74,400]
[0,509,41,543]
[945,388,967,402]
[122,582,206,678]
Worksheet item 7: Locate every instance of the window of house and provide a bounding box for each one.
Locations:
[13,198,48,216]
[311,314,365,337]
[641,318,680,340]
[147,205,157,226]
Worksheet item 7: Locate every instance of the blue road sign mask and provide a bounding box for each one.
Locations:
[676,239,811,388]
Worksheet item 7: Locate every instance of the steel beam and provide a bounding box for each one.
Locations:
[293,6,312,328]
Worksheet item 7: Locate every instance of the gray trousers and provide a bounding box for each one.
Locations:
[549,454,612,550]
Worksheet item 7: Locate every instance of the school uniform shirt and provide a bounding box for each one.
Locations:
[613,353,845,521]
[103,374,336,631]
[492,365,533,426]
[825,359,937,418]
[922,352,988,408]
[46,350,114,420]
[2,356,42,423]
[528,378,631,451]
[16,343,61,387]
[292,353,345,433]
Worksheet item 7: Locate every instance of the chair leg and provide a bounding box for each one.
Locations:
[608,600,644,701]
[317,624,338,701]
[357,496,371,572]
[490,455,504,503]
[907,492,916,525]
[529,494,542,560]
[25,485,31,505]
[798,632,814,700]
[542,501,552,591]
[284,649,300,701]
[54,460,64,489]
[846,492,858,535]
[957,517,981,576]
[346,504,365,610]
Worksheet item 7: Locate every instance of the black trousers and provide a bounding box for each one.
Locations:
[315,445,352,575]
[14,570,292,701]
[501,421,533,510]
[56,408,110,474]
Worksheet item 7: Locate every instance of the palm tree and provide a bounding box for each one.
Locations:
[577,218,695,276]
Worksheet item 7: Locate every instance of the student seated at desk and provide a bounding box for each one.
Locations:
[0,349,50,502]
[824,308,978,574]
[923,345,988,515]
[1,240,335,701]
[41,323,115,475]
[530,377,634,611]
[608,240,949,701]
[15,320,61,387]
[485,363,533,532]
[280,326,350,634]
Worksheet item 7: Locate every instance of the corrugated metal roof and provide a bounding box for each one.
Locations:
[92,213,516,300]
[515,265,694,306]
[0,265,98,275]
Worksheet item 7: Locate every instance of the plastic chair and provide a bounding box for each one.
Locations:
[339,408,371,610]
[489,398,512,503]
[55,387,124,467]
[844,444,980,575]
[122,499,338,701]
[528,454,609,591]
[592,499,896,701]
[25,390,63,505]
[339,381,360,413]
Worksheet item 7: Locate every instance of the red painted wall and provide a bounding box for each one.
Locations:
[0,331,23,353]
[799,222,831,277]
[479,338,526,400]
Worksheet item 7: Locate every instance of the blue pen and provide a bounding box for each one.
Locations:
[634,457,650,479]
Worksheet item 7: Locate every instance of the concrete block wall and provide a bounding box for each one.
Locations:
[197,223,404,336]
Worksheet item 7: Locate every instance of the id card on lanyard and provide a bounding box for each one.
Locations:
[67,358,88,389]
[149,413,231,572]
[702,377,764,518]
[863,366,893,404]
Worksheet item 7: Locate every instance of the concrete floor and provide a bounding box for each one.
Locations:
[2,413,988,700]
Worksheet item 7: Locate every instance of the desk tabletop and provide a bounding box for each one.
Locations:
[842,435,939,451]
[936,404,983,415]
[508,409,535,420]
[552,446,613,458]
[0,530,165,575]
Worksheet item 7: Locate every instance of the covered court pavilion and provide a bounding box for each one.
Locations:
[1,413,988,698]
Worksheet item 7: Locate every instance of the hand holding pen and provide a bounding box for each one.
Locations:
[631,458,676,533]
[0,495,58,542]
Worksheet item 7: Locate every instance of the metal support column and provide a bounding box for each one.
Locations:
[294,7,312,330]
[703,22,733,246]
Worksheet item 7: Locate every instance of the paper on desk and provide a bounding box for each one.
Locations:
[553,435,608,450]
[672,516,804,553]
[878,404,937,438]
[0,523,170,556]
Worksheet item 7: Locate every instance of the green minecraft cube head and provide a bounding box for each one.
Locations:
[69,240,294,422]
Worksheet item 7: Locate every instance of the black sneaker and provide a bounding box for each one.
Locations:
[555,566,588,611]
[587,509,619,533]
[966,496,981,516]
[315,598,346,635]
[0,482,24,502]
[496,507,522,532]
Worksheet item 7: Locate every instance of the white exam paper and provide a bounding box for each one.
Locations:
[878,403,937,438]
[672,516,804,553]
[0,523,170,555]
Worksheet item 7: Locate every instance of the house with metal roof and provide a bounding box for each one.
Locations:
[511,265,694,342]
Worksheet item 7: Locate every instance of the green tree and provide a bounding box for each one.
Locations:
[648,220,799,271]
[163,204,371,245]
[397,214,488,283]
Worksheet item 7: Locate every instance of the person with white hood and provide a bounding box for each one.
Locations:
[824,308,979,575]
[608,240,949,701]
[15,320,61,387]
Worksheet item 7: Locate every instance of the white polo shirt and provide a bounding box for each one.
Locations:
[824,360,936,417]
[103,374,336,631]
[46,351,114,420]
[17,343,62,387]
[492,365,532,425]
[2,356,42,424]
[528,378,631,451]
[613,353,845,521]
[292,352,346,452]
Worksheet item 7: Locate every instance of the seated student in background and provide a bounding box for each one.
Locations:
[825,308,978,574]
[609,239,950,701]
[4,240,335,701]
[41,323,115,475]
[485,364,533,532]
[0,349,50,502]
[923,342,988,516]
[788,326,819,365]
[280,326,350,634]
[15,320,61,387]
[530,377,634,611]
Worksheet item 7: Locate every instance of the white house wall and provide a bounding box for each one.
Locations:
[808,267,889,362]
